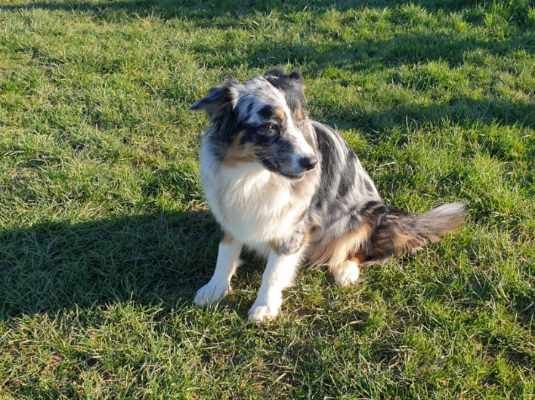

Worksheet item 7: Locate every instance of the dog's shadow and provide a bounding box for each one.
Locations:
[0,210,226,319]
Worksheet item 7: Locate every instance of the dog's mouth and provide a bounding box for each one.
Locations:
[280,166,319,180]
[280,171,306,180]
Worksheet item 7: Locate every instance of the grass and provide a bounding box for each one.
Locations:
[0,0,534,398]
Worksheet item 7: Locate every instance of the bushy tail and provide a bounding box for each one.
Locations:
[359,202,466,265]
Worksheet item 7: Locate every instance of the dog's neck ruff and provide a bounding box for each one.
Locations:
[200,133,317,245]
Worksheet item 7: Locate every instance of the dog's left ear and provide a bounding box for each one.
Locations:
[265,69,306,120]
[190,79,239,120]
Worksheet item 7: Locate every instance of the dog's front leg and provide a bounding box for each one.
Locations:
[194,235,242,306]
[248,248,303,323]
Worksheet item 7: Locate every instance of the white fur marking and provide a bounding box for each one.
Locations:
[201,137,307,243]
[194,241,242,306]
[331,260,360,287]
[248,249,302,323]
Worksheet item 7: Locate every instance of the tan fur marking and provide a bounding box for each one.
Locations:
[352,254,365,264]
[310,223,371,267]
[391,228,427,255]
[222,132,258,166]
[274,106,286,123]
[293,106,305,121]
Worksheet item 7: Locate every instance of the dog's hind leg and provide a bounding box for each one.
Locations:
[194,234,242,306]
[330,259,360,287]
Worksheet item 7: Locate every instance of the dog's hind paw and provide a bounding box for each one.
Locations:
[332,261,360,287]
[194,280,231,306]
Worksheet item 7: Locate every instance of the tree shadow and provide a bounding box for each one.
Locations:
[0,210,222,319]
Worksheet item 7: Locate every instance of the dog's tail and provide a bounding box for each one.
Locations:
[357,202,466,265]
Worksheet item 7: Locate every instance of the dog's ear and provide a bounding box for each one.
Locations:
[190,79,239,120]
[265,69,306,120]
[265,68,304,93]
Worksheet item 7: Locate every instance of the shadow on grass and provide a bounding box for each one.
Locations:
[314,96,535,139]
[2,0,533,79]
[1,0,532,326]
[0,0,481,17]
[0,0,532,24]
[0,210,221,319]
[193,30,534,73]
[1,0,357,20]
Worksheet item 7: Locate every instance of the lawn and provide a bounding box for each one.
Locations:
[0,0,534,398]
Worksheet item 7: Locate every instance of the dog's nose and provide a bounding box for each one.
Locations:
[299,156,318,171]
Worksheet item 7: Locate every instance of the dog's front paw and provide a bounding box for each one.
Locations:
[194,280,231,306]
[248,303,280,323]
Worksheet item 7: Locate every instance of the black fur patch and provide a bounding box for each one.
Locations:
[313,123,339,208]
[190,80,237,120]
[258,104,274,119]
[270,223,307,255]
[209,109,240,161]
[337,152,357,198]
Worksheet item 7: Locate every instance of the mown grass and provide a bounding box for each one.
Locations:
[0,0,533,398]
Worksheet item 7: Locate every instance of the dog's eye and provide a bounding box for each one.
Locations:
[262,123,277,131]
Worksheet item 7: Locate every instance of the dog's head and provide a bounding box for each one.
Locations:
[191,69,317,180]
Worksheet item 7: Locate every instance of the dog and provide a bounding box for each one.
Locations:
[190,69,465,323]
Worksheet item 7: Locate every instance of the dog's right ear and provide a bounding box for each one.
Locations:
[190,79,239,120]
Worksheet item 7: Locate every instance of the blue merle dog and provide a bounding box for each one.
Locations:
[191,69,465,323]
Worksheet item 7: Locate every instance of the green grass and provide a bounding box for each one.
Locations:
[0,0,534,398]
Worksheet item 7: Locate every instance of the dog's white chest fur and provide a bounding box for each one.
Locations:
[200,140,304,245]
